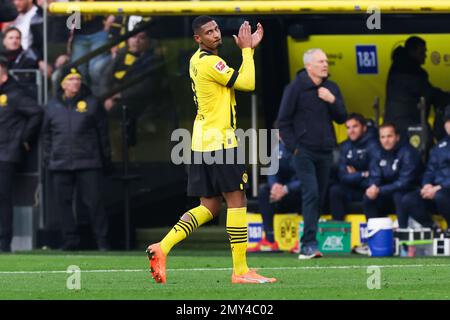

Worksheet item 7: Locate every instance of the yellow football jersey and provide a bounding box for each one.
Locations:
[189,47,255,152]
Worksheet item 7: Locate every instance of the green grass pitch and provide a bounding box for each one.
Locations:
[0,249,449,300]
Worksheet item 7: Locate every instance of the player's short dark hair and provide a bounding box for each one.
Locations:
[405,36,426,51]
[3,26,22,38]
[192,15,214,34]
[346,113,367,126]
[379,122,398,135]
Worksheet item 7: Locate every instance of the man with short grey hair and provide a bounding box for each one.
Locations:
[278,48,347,259]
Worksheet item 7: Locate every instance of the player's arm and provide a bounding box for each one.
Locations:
[204,21,261,91]
[233,48,255,91]
[204,54,254,91]
[231,21,256,91]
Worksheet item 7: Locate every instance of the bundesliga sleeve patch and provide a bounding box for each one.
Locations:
[214,60,229,74]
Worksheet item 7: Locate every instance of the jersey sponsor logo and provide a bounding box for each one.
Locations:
[214,60,229,73]
[438,141,447,148]
[242,172,248,184]
[409,135,421,149]
[0,94,8,107]
[76,100,87,113]
[392,159,399,171]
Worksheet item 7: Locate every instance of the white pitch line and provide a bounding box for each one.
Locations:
[0,263,449,275]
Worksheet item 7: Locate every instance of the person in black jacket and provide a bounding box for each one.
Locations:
[0,59,42,252]
[329,113,380,221]
[102,25,167,119]
[401,107,450,232]
[2,27,38,70]
[384,36,449,146]
[363,123,423,228]
[1,26,39,98]
[3,0,43,61]
[42,67,111,251]
[277,48,347,259]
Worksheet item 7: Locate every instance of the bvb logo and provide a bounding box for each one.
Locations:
[409,135,421,149]
[0,94,7,107]
[242,172,248,184]
[280,218,297,245]
[76,100,87,113]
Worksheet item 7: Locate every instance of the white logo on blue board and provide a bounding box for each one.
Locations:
[392,159,399,171]
[248,223,263,243]
[356,45,378,74]
[323,236,344,251]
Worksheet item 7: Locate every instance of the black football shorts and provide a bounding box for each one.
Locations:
[187,147,249,197]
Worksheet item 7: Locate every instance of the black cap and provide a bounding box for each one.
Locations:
[59,67,82,86]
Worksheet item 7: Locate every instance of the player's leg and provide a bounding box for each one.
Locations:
[223,190,276,283]
[223,190,248,274]
[146,196,221,284]
[147,149,223,283]
[159,196,221,255]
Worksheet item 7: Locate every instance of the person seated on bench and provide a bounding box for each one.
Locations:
[364,123,423,228]
[401,107,450,234]
[329,113,380,221]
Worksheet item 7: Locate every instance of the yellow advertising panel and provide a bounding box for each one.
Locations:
[288,34,450,142]
[274,213,302,251]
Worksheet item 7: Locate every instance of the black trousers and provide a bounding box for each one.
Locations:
[258,183,302,242]
[52,169,109,249]
[363,191,408,227]
[329,183,365,221]
[0,162,15,251]
[292,147,333,247]
[402,189,450,228]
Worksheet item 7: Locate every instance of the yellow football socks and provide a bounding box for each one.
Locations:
[226,207,250,275]
[160,205,213,255]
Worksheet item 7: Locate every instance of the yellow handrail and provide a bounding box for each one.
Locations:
[49,1,450,16]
